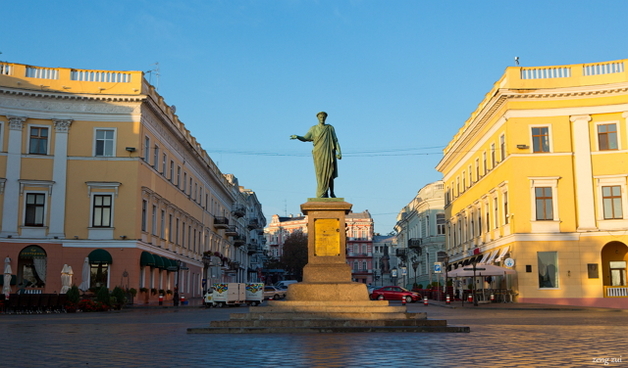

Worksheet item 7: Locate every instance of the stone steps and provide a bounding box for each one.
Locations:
[232,311,426,320]
[188,325,470,334]
[210,318,447,328]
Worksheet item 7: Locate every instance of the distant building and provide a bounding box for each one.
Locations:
[265,209,374,283]
[436,58,628,308]
[394,181,446,289]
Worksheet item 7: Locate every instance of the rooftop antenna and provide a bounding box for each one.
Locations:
[145,62,160,90]
[514,56,520,66]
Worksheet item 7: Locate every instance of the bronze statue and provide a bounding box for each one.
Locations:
[291,111,342,198]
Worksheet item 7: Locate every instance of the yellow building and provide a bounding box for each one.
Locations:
[0,62,265,304]
[436,59,628,308]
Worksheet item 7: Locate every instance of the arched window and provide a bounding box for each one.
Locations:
[18,245,47,290]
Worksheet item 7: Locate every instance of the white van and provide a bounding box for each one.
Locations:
[274,280,298,289]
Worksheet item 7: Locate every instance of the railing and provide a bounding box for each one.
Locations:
[25,66,59,79]
[583,61,624,76]
[0,63,10,75]
[520,66,571,79]
[70,69,131,83]
[605,286,628,297]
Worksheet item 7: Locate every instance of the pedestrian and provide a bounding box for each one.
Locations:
[173,287,179,307]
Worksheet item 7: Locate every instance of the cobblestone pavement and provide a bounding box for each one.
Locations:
[2,300,627,368]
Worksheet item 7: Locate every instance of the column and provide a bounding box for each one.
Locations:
[1,116,27,237]
[570,115,597,231]
[48,119,73,238]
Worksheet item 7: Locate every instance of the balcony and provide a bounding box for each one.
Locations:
[247,218,260,230]
[214,216,229,229]
[233,205,246,218]
[396,248,407,257]
[225,225,238,236]
[233,235,246,247]
[246,244,260,255]
[408,238,422,248]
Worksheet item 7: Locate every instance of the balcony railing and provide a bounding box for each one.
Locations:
[247,218,259,230]
[408,238,422,248]
[225,225,238,236]
[214,217,229,229]
[604,286,628,297]
[233,235,245,247]
[233,205,246,218]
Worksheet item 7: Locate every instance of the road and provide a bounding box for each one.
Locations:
[2,301,627,367]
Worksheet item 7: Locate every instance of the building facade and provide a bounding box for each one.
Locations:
[394,181,447,289]
[0,62,265,304]
[436,58,628,308]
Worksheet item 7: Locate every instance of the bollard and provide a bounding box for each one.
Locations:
[402,295,406,305]
[159,294,164,306]
[446,295,450,304]
[423,296,428,306]
[467,294,473,303]
[490,294,495,302]
[180,294,186,305]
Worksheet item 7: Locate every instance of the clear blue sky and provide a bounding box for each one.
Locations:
[3,1,628,234]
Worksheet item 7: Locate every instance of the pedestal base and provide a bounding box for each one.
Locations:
[287,282,370,301]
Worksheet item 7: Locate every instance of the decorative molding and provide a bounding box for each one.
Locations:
[86,181,121,197]
[19,179,55,195]
[7,115,26,130]
[53,118,73,133]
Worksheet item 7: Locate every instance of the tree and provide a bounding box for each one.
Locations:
[280,231,308,281]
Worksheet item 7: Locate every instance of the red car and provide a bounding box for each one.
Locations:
[370,286,421,303]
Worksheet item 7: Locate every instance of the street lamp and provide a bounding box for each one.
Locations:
[412,261,419,289]
[443,254,450,299]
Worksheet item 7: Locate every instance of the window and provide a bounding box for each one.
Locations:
[535,187,554,220]
[144,137,150,162]
[92,195,112,227]
[177,166,181,187]
[25,193,45,226]
[170,161,174,181]
[153,145,159,169]
[437,214,445,235]
[175,218,180,245]
[168,214,173,242]
[494,197,499,229]
[17,245,47,289]
[160,210,165,238]
[183,173,187,193]
[500,134,506,161]
[152,205,157,236]
[95,129,115,156]
[29,127,48,155]
[362,261,367,271]
[462,172,466,191]
[598,123,618,151]
[162,153,167,174]
[602,186,623,219]
[538,251,558,288]
[490,143,496,169]
[141,200,147,231]
[483,152,487,175]
[475,159,480,181]
[468,166,472,186]
[532,127,550,153]
[503,191,509,224]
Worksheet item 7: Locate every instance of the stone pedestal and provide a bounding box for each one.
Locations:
[287,199,369,302]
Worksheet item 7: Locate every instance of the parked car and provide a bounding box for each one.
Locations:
[370,286,421,303]
[264,285,287,300]
[367,285,376,294]
[274,280,298,289]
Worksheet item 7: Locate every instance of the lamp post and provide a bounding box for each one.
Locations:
[412,261,419,289]
[443,254,450,300]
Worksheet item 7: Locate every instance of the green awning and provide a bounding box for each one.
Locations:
[88,249,112,264]
[165,258,178,272]
[19,245,46,259]
[153,255,165,269]
[140,251,155,267]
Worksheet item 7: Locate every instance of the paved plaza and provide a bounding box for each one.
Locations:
[1,300,627,368]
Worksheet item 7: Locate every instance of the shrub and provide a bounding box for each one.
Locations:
[150,288,157,295]
[66,285,80,304]
[139,287,148,293]
[96,286,111,306]
[111,286,127,306]
[128,288,137,297]
[417,284,423,289]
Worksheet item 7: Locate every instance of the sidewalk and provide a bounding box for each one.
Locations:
[426,298,628,312]
[127,297,205,309]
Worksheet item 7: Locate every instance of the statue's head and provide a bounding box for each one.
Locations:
[316,111,328,119]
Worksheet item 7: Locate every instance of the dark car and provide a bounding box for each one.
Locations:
[370,286,421,303]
